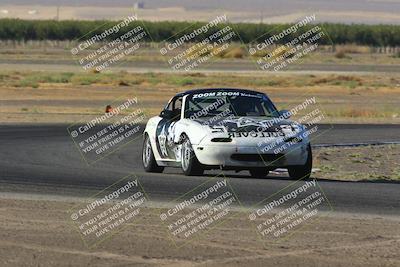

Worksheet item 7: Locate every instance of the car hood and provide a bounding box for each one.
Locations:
[192,116,300,133]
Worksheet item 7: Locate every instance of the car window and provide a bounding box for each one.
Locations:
[173,97,182,110]
[165,96,182,111]
[163,96,182,120]
[184,91,277,118]
[165,99,173,111]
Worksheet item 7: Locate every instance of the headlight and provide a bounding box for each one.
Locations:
[211,137,232,142]
[209,126,225,133]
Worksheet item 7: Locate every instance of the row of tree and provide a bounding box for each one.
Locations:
[0,19,399,46]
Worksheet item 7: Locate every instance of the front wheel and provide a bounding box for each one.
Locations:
[142,134,164,173]
[181,135,204,176]
[288,144,312,180]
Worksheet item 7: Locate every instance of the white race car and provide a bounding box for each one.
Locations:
[142,88,312,179]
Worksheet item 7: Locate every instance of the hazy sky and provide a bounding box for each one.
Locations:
[3,0,400,11]
[1,0,400,24]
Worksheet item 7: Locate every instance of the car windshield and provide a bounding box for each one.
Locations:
[184,90,278,119]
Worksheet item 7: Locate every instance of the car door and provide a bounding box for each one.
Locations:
[155,96,183,161]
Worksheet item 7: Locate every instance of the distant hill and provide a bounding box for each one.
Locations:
[0,0,399,24]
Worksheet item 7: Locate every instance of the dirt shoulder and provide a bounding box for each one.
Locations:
[314,145,400,181]
[0,197,399,267]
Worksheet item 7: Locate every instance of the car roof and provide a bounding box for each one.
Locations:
[176,88,266,97]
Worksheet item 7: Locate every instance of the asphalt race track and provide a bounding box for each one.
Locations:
[0,124,399,216]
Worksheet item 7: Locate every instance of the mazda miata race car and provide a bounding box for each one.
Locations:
[142,88,312,179]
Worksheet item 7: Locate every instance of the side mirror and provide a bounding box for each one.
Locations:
[278,109,291,118]
[159,110,174,119]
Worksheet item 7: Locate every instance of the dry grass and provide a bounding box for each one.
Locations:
[1,43,399,66]
[3,71,396,89]
[334,44,372,59]
[335,44,372,54]
[0,70,399,123]
[183,45,246,60]
[334,50,347,59]
[221,47,246,59]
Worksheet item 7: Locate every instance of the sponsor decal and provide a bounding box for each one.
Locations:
[156,120,180,159]
[196,117,288,134]
[228,131,285,138]
[192,91,263,99]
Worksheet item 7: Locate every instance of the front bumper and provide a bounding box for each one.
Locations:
[192,142,309,168]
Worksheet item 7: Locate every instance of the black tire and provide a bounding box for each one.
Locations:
[142,134,164,173]
[181,135,204,176]
[249,168,269,178]
[288,144,312,180]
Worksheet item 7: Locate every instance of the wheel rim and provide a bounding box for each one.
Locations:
[181,140,191,171]
[143,137,152,167]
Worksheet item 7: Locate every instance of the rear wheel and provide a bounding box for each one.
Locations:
[288,144,312,180]
[249,168,269,178]
[181,135,204,176]
[142,134,164,173]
